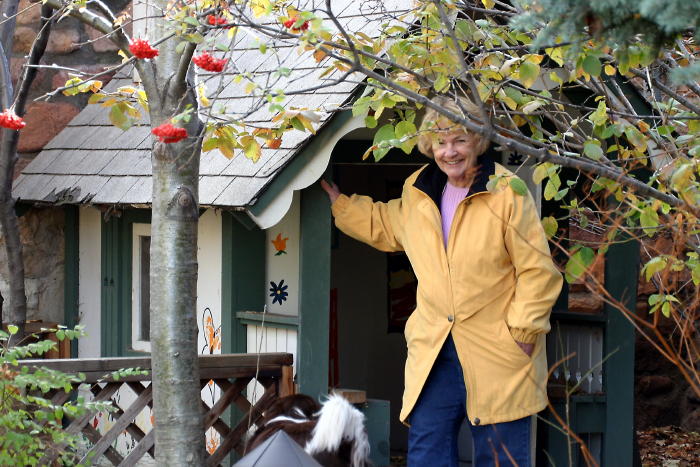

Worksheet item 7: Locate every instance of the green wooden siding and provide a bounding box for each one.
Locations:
[100,210,151,357]
[603,239,638,466]
[297,184,331,398]
[221,212,266,355]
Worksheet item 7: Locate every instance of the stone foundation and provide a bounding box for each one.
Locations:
[0,208,65,324]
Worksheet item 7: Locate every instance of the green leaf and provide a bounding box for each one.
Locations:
[365,116,377,129]
[589,100,608,126]
[433,74,450,93]
[624,126,647,152]
[243,138,262,162]
[642,256,667,281]
[394,120,417,154]
[583,140,604,160]
[582,55,602,77]
[509,178,528,196]
[518,61,539,89]
[661,302,671,317]
[541,216,558,238]
[7,324,18,335]
[640,205,660,236]
[109,104,130,131]
[543,179,558,200]
[352,96,371,117]
[183,16,200,26]
[372,124,395,161]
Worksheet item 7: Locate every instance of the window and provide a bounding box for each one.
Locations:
[131,223,151,352]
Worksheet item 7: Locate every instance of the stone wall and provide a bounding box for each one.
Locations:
[0,208,65,323]
[1,0,129,323]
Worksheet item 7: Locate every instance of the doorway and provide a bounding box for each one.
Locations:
[328,139,477,462]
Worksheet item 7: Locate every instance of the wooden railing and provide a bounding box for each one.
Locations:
[19,353,294,466]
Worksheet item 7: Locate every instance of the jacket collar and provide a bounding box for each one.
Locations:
[413,149,497,207]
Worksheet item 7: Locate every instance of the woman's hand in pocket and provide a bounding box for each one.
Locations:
[516,341,534,357]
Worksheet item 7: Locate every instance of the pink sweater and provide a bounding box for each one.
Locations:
[440,183,470,247]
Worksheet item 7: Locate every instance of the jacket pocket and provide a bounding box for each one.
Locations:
[498,319,532,364]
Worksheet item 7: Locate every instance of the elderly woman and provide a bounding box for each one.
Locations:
[321,96,562,466]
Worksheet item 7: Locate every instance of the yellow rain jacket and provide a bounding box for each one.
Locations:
[331,155,563,426]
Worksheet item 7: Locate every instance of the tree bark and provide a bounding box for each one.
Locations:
[142,5,206,463]
[0,4,52,339]
[148,121,205,466]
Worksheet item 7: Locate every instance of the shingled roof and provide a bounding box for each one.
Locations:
[13,0,407,208]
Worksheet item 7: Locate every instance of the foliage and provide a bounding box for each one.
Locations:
[11,0,700,462]
[0,326,144,466]
[512,0,700,79]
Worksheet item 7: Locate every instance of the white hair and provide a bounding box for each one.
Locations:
[304,393,371,467]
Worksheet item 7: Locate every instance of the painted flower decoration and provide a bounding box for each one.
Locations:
[152,123,188,143]
[192,53,228,73]
[283,17,309,33]
[269,280,289,305]
[0,109,26,130]
[129,38,159,59]
[272,233,288,255]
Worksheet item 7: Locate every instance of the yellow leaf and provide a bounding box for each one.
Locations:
[518,61,540,89]
[118,86,137,95]
[604,64,616,76]
[242,137,262,162]
[637,119,650,133]
[545,47,564,67]
[88,93,105,105]
[88,80,103,92]
[525,54,544,65]
[481,0,495,8]
[361,145,376,160]
[251,0,271,18]
[198,85,210,107]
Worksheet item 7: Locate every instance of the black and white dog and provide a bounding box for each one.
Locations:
[246,393,371,467]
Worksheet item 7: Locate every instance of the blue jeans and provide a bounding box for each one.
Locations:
[408,335,532,467]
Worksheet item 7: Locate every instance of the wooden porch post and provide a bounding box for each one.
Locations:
[297,184,331,399]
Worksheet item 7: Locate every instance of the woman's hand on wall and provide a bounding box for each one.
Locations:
[320,179,341,204]
[516,341,534,357]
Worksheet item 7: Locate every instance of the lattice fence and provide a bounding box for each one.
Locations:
[19,353,294,466]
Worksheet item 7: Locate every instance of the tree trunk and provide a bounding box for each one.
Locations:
[0,3,52,339]
[0,40,26,338]
[149,138,205,464]
[143,9,206,458]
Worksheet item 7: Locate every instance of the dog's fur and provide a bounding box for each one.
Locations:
[246,394,370,467]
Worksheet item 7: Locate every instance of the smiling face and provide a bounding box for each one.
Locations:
[432,128,484,188]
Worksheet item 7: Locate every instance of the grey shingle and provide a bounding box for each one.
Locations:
[15,0,407,207]
[13,174,56,201]
[120,177,152,204]
[74,150,121,175]
[91,176,140,204]
[100,149,152,176]
[73,175,111,203]
[199,175,235,205]
[212,175,270,206]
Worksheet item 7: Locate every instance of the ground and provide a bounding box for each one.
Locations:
[637,426,700,466]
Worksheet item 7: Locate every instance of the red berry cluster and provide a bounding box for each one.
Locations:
[283,17,309,33]
[0,109,26,130]
[129,39,159,59]
[192,53,228,73]
[207,14,231,28]
[152,123,188,143]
